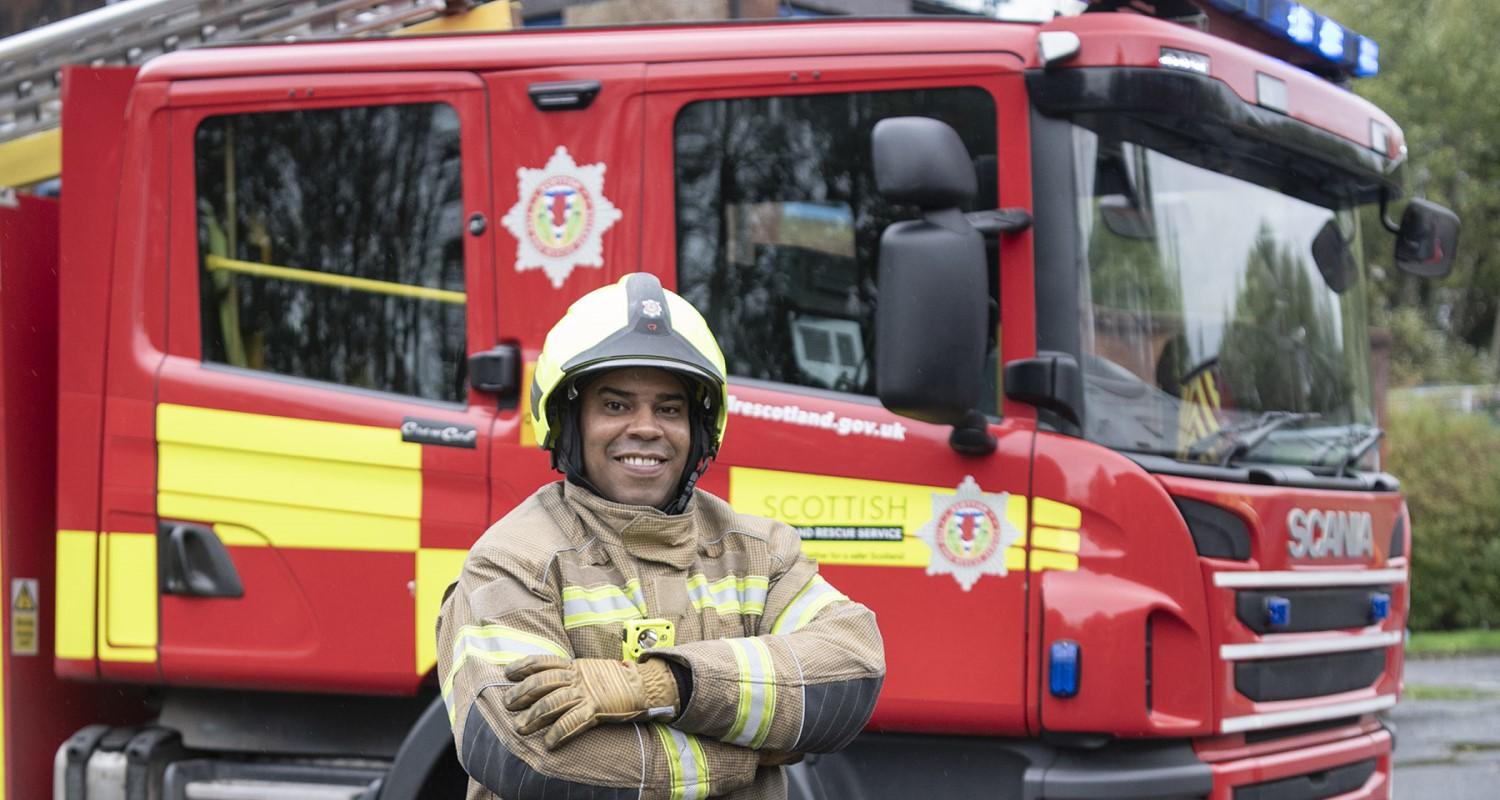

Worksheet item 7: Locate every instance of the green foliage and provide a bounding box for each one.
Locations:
[1406,628,1500,657]
[1387,403,1500,630]
[1316,0,1500,366]
[1377,306,1494,387]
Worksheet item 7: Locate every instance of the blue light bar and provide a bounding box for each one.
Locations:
[1369,592,1391,623]
[1203,0,1379,79]
[1049,640,1080,698]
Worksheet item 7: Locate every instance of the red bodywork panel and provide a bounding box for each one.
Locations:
[3,14,1409,796]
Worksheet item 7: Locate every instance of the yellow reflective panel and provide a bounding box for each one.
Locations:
[1030,550,1080,572]
[157,404,422,552]
[55,530,98,661]
[1031,497,1082,530]
[101,532,157,662]
[416,548,469,676]
[731,467,1029,570]
[158,403,420,469]
[1031,527,1082,554]
[213,523,268,548]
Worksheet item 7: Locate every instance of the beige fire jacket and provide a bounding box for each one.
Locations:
[437,480,885,800]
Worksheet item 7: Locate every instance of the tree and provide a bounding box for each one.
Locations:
[1315,0,1500,377]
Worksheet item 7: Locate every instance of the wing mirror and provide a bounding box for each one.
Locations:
[871,117,994,454]
[1388,197,1459,279]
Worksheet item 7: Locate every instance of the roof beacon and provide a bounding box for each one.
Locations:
[1203,0,1379,78]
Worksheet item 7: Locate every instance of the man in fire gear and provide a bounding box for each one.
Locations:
[437,273,886,799]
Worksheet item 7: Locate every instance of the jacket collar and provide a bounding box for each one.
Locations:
[562,481,699,570]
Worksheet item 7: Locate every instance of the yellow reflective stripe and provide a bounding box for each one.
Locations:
[157,404,422,552]
[98,533,157,663]
[771,575,847,635]
[686,573,769,615]
[1031,527,1081,553]
[653,724,711,800]
[723,638,776,748]
[1031,551,1080,572]
[416,548,467,676]
[205,254,466,305]
[55,530,97,661]
[1031,497,1081,530]
[561,580,647,629]
[441,625,567,720]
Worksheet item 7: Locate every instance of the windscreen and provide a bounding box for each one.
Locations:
[1069,120,1377,471]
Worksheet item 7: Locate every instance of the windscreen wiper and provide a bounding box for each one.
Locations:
[1333,426,1385,476]
[1183,411,1323,467]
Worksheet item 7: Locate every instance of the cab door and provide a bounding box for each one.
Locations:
[157,73,496,693]
[481,64,647,513]
[642,53,1049,734]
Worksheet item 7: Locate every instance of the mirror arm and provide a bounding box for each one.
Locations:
[1378,188,1402,235]
[948,409,998,456]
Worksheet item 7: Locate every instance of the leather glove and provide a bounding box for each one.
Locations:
[503,655,681,749]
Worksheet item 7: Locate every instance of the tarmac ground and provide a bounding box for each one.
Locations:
[1389,655,1500,799]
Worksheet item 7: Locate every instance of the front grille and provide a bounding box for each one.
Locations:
[1235,586,1393,634]
[1235,650,1385,702]
[1231,758,1375,800]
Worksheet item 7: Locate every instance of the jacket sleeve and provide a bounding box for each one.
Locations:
[645,526,886,755]
[437,543,760,800]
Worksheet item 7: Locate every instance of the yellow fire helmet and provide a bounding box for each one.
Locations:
[531,273,728,510]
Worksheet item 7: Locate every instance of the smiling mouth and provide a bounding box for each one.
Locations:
[616,455,667,468]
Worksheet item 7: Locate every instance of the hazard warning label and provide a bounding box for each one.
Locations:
[11,578,38,656]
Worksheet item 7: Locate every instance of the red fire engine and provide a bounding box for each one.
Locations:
[0,0,1461,797]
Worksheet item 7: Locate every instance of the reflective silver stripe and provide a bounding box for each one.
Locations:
[1219,694,1396,734]
[1212,568,1407,588]
[654,723,710,800]
[561,581,647,629]
[1220,630,1402,661]
[771,575,847,635]
[724,638,776,748]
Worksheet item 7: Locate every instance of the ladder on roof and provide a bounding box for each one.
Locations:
[0,0,477,146]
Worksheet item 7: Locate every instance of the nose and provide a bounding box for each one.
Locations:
[624,405,663,439]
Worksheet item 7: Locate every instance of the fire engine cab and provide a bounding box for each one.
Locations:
[0,0,1459,797]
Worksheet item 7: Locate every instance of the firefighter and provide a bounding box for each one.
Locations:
[437,273,885,800]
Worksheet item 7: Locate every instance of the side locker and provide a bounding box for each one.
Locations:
[156,73,497,693]
[481,63,646,518]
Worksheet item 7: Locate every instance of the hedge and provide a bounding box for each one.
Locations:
[1387,402,1500,630]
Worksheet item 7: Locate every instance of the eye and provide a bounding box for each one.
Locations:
[603,400,628,413]
[658,405,683,417]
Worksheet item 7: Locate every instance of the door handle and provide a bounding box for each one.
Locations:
[159,522,244,598]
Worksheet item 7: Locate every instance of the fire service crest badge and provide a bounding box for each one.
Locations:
[915,476,1022,591]
[502,146,623,288]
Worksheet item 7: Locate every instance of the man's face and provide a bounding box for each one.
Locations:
[579,367,693,508]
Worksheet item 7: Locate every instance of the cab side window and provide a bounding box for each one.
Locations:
[194,103,467,403]
[674,88,999,408]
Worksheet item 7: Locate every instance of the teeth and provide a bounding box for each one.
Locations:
[621,456,662,467]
